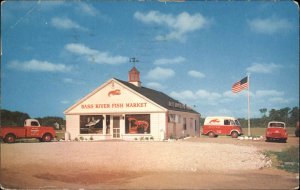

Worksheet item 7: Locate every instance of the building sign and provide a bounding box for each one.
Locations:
[80,102,147,109]
[168,100,194,111]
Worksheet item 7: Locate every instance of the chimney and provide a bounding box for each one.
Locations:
[128,66,141,87]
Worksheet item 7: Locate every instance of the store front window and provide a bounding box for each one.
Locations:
[125,114,150,134]
[80,115,104,134]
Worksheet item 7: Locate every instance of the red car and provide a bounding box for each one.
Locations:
[265,121,288,143]
[0,119,56,143]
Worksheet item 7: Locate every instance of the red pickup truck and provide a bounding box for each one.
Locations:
[0,119,56,143]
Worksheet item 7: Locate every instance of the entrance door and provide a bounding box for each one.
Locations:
[113,116,120,138]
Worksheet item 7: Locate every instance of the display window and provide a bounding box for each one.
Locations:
[80,115,104,134]
[125,114,150,134]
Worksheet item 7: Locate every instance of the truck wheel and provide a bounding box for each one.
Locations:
[4,134,16,143]
[231,131,238,138]
[208,132,215,138]
[42,134,52,142]
[266,137,271,142]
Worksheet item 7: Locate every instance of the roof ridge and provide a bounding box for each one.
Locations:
[114,78,199,114]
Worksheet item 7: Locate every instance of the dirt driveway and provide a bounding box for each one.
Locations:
[0,136,299,189]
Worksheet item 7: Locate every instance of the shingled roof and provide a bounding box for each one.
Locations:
[115,78,199,114]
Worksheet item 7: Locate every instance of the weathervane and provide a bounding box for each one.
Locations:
[130,57,139,67]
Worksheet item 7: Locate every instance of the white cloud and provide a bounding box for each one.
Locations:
[268,97,290,104]
[134,11,208,41]
[248,16,292,34]
[188,70,205,79]
[170,90,196,101]
[8,59,72,72]
[196,90,222,100]
[246,63,282,73]
[146,67,175,80]
[76,3,98,16]
[65,43,128,65]
[65,43,97,55]
[63,78,85,85]
[145,82,164,90]
[51,17,87,31]
[170,89,221,102]
[256,90,284,97]
[223,90,238,98]
[207,108,233,117]
[154,56,186,65]
[60,100,70,104]
[255,89,291,104]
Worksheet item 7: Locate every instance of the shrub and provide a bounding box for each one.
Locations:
[140,136,144,141]
[74,137,79,141]
[150,136,154,140]
[79,136,84,141]
[276,146,299,163]
[134,137,138,141]
[90,136,94,141]
[265,146,299,173]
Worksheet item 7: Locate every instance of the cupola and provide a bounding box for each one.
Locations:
[128,66,141,87]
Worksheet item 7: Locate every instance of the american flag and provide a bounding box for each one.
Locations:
[232,76,248,93]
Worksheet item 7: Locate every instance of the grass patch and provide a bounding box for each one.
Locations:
[241,127,296,136]
[264,146,299,173]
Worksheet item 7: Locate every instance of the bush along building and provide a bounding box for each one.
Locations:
[64,66,200,141]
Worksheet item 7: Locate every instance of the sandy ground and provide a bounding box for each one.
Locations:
[0,136,299,189]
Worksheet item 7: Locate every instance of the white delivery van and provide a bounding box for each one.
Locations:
[202,116,243,138]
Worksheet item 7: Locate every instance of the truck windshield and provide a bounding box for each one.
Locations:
[235,120,240,126]
[31,121,39,126]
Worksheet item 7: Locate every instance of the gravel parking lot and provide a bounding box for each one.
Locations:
[0,137,299,189]
[1,141,271,172]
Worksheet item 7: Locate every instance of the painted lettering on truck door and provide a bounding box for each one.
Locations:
[26,127,40,137]
[25,120,41,137]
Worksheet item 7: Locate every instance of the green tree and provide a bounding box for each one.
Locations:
[35,116,65,128]
[279,107,291,123]
[288,107,299,126]
[259,108,268,118]
[269,109,281,121]
[0,109,30,126]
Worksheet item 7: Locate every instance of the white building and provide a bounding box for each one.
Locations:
[64,66,200,141]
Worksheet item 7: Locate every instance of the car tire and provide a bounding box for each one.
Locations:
[231,131,238,138]
[4,134,16,143]
[266,137,271,142]
[208,132,215,138]
[281,139,287,143]
[42,133,52,142]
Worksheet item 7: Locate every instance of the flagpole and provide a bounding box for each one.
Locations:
[247,73,251,136]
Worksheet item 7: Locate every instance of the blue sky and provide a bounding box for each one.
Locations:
[2,1,299,119]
